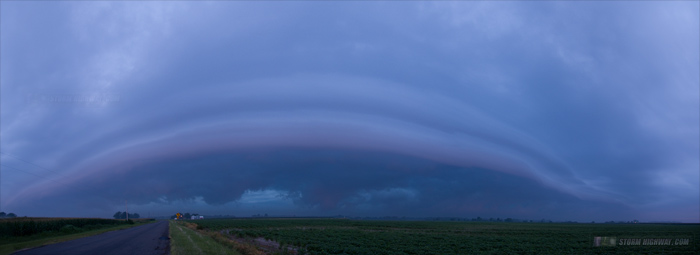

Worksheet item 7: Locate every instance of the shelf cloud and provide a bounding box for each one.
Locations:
[1,1,698,222]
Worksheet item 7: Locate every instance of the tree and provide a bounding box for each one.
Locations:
[0,212,6,217]
[113,211,139,219]
[184,213,191,219]
[7,213,16,218]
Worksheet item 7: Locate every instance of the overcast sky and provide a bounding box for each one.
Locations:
[1,1,698,222]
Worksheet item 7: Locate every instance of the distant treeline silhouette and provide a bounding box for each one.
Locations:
[112,211,140,219]
[0,212,17,218]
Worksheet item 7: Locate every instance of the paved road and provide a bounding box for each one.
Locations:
[14,220,170,255]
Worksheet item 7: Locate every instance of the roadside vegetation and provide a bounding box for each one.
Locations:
[169,220,242,255]
[0,217,154,255]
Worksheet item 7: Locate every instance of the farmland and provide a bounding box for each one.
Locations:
[0,217,154,254]
[0,217,138,237]
[187,218,699,255]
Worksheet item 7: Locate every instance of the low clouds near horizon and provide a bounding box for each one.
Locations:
[1,1,698,222]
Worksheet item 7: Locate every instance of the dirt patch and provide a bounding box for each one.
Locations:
[224,231,301,255]
[178,223,265,255]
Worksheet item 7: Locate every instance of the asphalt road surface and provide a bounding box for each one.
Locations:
[14,220,170,255]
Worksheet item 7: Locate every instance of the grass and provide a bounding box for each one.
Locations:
[0,220,153,255]
[169,220,240,255]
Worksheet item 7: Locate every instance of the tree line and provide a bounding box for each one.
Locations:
[113,211,140,219]
[0,212,17,218]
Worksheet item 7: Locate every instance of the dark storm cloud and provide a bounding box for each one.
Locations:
[1,1,697,222]
[13,149,631,221]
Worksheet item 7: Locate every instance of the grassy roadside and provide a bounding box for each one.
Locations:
[0,220,154,255]
[169,220,240,255]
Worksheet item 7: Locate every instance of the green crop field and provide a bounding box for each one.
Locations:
[188,218,699,255]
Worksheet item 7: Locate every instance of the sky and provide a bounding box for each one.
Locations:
[0,1,698,223]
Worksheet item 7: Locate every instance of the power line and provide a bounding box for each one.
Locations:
[0,152,78,183]
[0,152,109,194]
[0,152,139,217]
[0,162,99,215]
[0,152,87,210]
[0,163,82,197]
[0,162,123,217]
[0,157,108,202]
